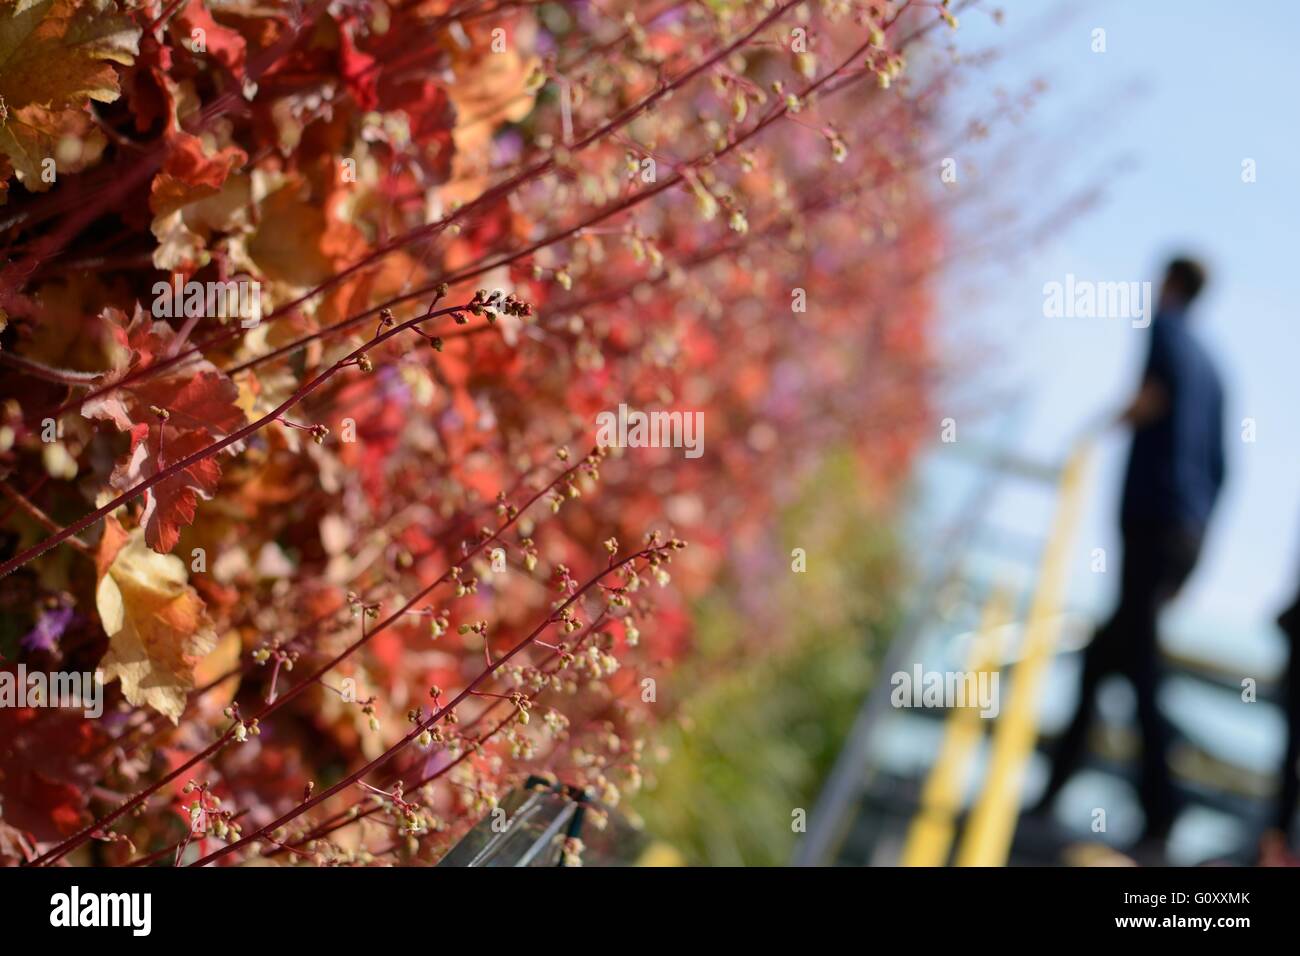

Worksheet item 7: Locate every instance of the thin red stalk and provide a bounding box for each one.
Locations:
[0,476,47,526]
[93,424,567,758]
[20,0,935,868]
[0,352,105,384]
[0,301,471,579]
[288,605,613,844]
[145,0,188,32]
[202,0,925,385]
[29,451,588,866]
[273,610,611,856]
[33,0,801,424]
[190,549,652,866]
[0,483,93,555]
[94,430,565,761]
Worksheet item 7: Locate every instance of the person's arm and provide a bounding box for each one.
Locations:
[1071,319,1175,450]
[1075,324,1170,442]
[1118,318,1173,428]
[1071,379,1165,447]
[1117,377,1169,427]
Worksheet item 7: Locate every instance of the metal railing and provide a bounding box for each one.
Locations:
[794,440,1093,866]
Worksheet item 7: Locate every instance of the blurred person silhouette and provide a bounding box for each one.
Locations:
[1032,256,1227,848]
[1261,571,1300,865]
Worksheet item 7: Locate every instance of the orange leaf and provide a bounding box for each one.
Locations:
[173,0,246,78]
[95,526,217,722]
[149,130,247,218]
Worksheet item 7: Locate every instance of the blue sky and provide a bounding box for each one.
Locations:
[928,0,1300,646]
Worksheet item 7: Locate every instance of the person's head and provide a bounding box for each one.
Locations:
[1159,256,1208,313]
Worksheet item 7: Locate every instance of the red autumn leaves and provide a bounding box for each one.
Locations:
[82,309,246,553]
[150,131,247,219]
[0,0,943,867]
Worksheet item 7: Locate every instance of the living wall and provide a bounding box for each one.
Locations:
[0,0,949,865]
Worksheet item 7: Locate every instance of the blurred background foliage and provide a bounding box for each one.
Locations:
[633,449,905,865]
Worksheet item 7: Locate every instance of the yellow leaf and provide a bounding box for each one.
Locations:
[95,526,216,723]
[0,0,139,106]
[0,0,140,188]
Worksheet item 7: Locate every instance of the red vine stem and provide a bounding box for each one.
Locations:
[190,547,659,866]
[4,0,833,580]
[31,0,804,423]
[28,449,591,866]
[0,299,472,579]
[206,0,926,386]
[272,607,614,856]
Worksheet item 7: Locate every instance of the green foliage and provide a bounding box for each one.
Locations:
[634,450,904,865]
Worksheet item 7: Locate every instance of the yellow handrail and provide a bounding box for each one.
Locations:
[955,443,1092,866]
[900,585,1013,866]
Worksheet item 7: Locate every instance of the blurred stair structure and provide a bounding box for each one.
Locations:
[796,440,1283,867]
[438,775,682,866]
